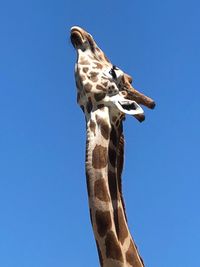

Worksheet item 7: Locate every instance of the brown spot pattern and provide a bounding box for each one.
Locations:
[94,62,103,69]
[117,207,128,244]
[94,179,110,202]
[96,116,109,140]
[94,92,106,102]
[103,81,108,87]
[92,145,107,169]
[126,241,143,266]
[80,59,90,65]
[80,75,86,81]
[98,55,103,61]
[105,231,123,262]
[95,210,112,237]
[89,71,98,82]
[96,84,106,91]
[89,120,96,135]
[84,82,92,92]
[83,67,89,73]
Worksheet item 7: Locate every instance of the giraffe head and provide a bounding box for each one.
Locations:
[71,26,155,122]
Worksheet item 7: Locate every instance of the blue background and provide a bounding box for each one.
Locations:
[0,0,199,266]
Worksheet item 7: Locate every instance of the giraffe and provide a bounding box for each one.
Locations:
[70,26,155,267]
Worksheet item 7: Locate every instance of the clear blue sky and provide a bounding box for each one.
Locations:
[0,0,199,266]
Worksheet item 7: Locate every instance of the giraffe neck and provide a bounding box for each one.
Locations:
[85,107,144,267]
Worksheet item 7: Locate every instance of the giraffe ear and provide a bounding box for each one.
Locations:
[110,94,144,116]
[124,73,133,84]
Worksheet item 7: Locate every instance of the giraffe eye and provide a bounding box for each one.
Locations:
[109,67,117,79]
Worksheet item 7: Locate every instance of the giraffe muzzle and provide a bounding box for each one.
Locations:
[70,27,84,47]
[71,32,83,47]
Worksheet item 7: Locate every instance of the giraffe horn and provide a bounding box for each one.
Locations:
[122,74,156,109]
[126,86,156,109]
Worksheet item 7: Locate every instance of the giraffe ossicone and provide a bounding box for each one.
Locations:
[71,26,155,267]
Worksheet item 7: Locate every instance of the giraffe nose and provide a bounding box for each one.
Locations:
[70,28,83,47]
